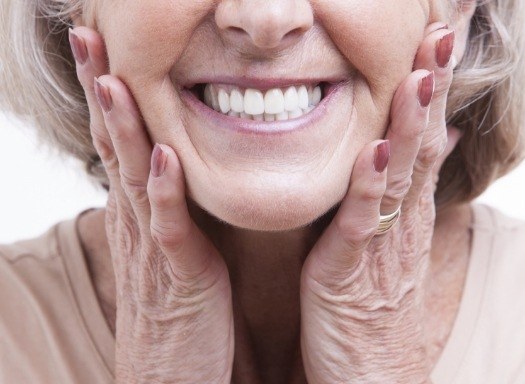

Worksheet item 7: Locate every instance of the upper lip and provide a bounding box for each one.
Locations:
[181,76,348,91]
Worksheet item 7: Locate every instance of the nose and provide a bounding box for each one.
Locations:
[215,0,314,51]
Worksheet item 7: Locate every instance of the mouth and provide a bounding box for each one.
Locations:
[187,82,328,122]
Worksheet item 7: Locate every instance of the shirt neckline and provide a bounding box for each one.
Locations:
[430,204,493,383]
[56,209,116,378]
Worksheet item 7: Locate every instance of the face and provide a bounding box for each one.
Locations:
[93,0,451,231]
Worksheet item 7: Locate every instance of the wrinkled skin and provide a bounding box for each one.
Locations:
[70,0,475,382]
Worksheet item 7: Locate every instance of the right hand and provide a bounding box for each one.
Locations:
[69,27,234,383]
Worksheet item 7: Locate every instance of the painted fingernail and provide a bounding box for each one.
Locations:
[68,29,88,65]
[374,140,390,173]
[151,144,168,178]
[418,72,435,108]
[436,31,455,68]
[94,78,113,113]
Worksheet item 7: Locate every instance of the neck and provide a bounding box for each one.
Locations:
[78,201,472,383]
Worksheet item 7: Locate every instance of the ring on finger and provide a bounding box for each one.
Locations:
[376,206,401,235]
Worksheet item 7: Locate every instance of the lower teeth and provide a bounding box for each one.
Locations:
[225,107,315,121]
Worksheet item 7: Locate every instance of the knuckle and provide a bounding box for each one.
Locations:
[334,217,377,250]
[120,172,149,206]
[150,221,189,251]
[386,173,413,202]
[353,181,385,203]
[148,183,175,210]
[418,137,444,167]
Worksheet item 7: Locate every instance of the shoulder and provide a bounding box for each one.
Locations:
[0,224,61,265]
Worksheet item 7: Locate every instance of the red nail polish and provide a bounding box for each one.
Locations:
[418,72,435,108]
[94,78,113,113]
[436,31,455,68]
[374,140,390,173]
[151,144,168,178]
[68,29,88,65]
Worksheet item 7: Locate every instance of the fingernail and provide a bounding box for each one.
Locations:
[151,144,168,178]
[418,72,435,108]
[68,29,88,65]
[436,31,455,68]
[374,140,390,173]
[94,78,113,113]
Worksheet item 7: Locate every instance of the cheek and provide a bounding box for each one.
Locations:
[99,1,213,83]
[316,1,427,102]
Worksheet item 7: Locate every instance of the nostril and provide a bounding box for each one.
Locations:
[283,28,305,41]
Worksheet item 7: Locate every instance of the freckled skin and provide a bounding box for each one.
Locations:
[93,0,443,231]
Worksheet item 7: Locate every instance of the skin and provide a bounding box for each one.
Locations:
[71,0,477,382]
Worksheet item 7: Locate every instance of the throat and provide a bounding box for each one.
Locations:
[188,203,331,383]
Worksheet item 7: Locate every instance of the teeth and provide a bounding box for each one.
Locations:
[283,86,299,112]
[297,85,309,110]
[244,89,265,115]
[230,89,244,113]
[312,86,322,105]
[204,84,221,111]
[218,88,231,114]
[201,84,323,121]
[264,89,285,114]
[289,108,303,119]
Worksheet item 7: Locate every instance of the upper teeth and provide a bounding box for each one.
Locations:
[203,84,323,121]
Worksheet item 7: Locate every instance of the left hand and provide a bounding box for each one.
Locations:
[300,24,459,384]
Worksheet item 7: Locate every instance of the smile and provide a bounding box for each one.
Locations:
[182,78,346,134]
[196,83,323,121]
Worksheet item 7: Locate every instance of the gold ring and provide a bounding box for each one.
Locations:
[376,207,401,235]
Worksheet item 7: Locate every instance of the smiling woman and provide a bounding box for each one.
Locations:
[1,0,525,383]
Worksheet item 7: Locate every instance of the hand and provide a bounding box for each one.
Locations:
[69,27,234,383]
[300,24,458,384]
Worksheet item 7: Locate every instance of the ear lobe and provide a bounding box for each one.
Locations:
[432,125,463,183]
[451,0,477,64]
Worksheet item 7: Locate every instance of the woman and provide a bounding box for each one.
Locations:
[1,0,524,382]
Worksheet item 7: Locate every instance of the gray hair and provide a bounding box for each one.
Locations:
[1,0,524,206]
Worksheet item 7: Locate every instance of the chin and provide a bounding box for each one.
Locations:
[190,176,347,232]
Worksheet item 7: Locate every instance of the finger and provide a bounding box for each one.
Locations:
[94,76,153,231]
[68,28,114,169]
[147,145,223,281]
[409,29,456,201]
[379,70,434,215]
[304,140,389,284]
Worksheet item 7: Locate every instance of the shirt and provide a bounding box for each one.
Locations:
[1,204,524,383]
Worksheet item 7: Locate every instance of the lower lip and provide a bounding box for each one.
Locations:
[180,82,346,135]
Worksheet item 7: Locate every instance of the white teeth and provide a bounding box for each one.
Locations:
[230,89,244,113]
[312,86,322,105]
[283,86,299,112]
[289,108,303,119]
[264,89,285,114]
[218,89,231,114]
[298,85,309,110]
[244,89,265,115]
[201,83,324,122]
[276,111,289,121]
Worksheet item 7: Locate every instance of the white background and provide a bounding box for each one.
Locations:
[1,112,525,244]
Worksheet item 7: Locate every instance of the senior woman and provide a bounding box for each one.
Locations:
[1,0,525,383]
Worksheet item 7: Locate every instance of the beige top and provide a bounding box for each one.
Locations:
[0,204,524,383]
